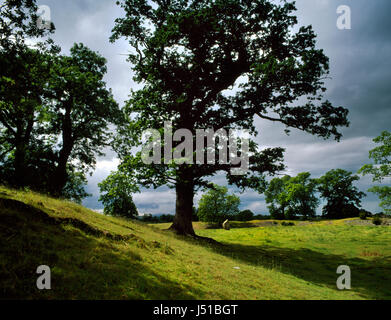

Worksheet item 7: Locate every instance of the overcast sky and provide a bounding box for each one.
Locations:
[36,0,391,215]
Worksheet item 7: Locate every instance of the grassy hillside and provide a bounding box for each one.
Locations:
[1,186,390,300]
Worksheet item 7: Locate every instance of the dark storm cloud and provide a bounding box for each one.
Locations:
[295,0,391,138]
[35,0,390,213]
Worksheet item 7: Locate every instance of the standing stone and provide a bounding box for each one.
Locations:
[222,219,230,230]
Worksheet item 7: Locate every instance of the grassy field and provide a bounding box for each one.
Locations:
[1,185,390,300]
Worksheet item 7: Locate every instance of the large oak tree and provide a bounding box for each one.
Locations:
[109,0,349,236]
[317,169,365,218]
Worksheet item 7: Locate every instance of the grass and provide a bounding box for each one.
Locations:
[1,185,390,300]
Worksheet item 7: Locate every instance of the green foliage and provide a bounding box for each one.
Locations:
[0,46,56,187]
[339,204,360,219]
[0,0,55,53]
[372,216,382,226]
[0,39,120,200]
[281,221,295,226]
[359,131,391,215]
[99,171,138,219]
[367,186,391,215]
[0,1,121,202]
[253,214,272,220]
[139,214,158,223]
[0,0,59,189]
[237,209,254,221]
[159,214,175,223]
[43,43,121,195]
[359,211,367,220]
[197,185,240,223]
[108,0,349,234]
[317,169,365,219]
[61,168,91,204]
[265,172,318,219]
[140,214,174,223]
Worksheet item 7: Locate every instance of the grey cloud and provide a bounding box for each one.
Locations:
[45,0,390,214]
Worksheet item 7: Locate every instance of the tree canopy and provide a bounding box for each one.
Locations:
[107,0,349,235]
[197,185,240,223]
[359,131,391,215]
[99,171,139,219]
[237,209,254,221]
[265,172,318,219]
[0,0,121,202]
[317,169,365,218]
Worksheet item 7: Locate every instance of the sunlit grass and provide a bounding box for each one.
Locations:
[1,185,390,300]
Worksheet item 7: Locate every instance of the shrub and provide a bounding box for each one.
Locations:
[373,216,382,225]
[281,221,295,226]
[359,211,367,220]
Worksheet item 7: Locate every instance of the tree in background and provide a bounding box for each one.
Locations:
[62,169,91,204]
[197,185,240,223]
[286,172,319,219]
[265,175,290,219]
[0,48,54,188]
[99,171,138,219]
[317,169,365,219]
[0,43,120,200]
[108,0,349,236]
[0,0,58,188]
[237,209,254,221]
[265,172,318,220]
[0,1,121,201]
[359,131,391,215]
[45,43,120,196]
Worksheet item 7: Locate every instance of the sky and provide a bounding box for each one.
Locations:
[35,0,391,215]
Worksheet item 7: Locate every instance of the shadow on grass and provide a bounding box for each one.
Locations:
[201,240,391,300]
[0,206,201,300]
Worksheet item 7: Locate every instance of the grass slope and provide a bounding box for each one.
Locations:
[1,186,390,300]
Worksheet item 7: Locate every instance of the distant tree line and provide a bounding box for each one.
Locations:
[265,169,367,220]
[101,128,390,222]
[139,214,175,223]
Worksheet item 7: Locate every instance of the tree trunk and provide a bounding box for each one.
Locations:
[50,104,73,196]
[13,114,34,188]
[13,139,27,188]
[169,179,196,236]
[50,147,72,196]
